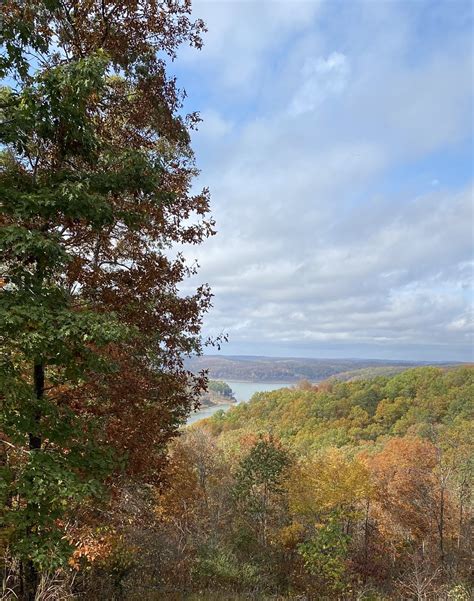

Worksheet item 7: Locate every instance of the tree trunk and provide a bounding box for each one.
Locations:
[22,363,44,600]
[438,481,445,566]
[363,499,370,582]
[22,560,39,601]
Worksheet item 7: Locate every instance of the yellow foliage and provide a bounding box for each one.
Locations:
[287,448,373,517]
[275,522,305,549]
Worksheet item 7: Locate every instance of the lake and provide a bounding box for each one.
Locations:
[187,380,293,425]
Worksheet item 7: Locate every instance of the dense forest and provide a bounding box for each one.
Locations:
[21,365,468,600]
[4,345,472,598]
[148,366,473,600]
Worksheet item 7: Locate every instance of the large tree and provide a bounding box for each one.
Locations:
[0,1,212,597]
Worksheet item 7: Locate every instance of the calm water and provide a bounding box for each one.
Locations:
[227,380,293,402]
[187,380,292,425]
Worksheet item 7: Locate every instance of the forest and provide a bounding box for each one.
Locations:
[8,365,467,600]
[143,366,473,600]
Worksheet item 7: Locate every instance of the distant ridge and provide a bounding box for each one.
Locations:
[184,354,462,383]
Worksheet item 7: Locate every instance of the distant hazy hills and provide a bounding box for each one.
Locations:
[184,355,461,383]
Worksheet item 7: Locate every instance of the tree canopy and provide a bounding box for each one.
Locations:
[0,1,213,597]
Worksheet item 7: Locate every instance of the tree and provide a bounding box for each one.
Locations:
[233,435,291,547]
[0,1,211,597]
[367,436,460,584]
[207,380,235,399]
[296,517,350,597]
[288,448,372,519]
[287,449,373,594]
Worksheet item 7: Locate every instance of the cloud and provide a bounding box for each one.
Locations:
[180,0,322,92]
[195,110,233,139]
[176,0,473,361]
[290,52,350,115]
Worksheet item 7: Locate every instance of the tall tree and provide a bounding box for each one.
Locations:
[0,1,212,597]
[233,435,291,547]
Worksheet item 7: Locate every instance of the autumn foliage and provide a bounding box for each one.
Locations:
[0,0,214,597]
[134,366,471,600]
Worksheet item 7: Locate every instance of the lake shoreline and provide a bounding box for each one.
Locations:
[222,379,299,385]
[187,380,295,425]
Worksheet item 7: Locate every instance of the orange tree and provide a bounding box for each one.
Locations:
[0,1,212,597]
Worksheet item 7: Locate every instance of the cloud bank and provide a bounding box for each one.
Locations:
[175,0,473,361]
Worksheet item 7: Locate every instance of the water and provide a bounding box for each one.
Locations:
[186,402,234,425]
[187,380,292,425]
[227,380,293,402]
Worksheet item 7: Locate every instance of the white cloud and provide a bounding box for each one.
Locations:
[176,0,473,361]
[290,52,350,115]
[195,110,233,139]
[180,0,322,91]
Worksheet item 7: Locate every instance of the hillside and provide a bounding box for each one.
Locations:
[62,366,473,599]
[203,365,473,450]
[147,365,474,599]
[329,363,468,383]
[184,354,433,382]
[328,365,415,381]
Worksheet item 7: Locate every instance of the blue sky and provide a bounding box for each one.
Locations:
[172,0,473,362]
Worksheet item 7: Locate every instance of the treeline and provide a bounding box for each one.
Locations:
[184,355,424,383]
[71,367,472,599]
[199,380,236,408]
[207,380,235,398]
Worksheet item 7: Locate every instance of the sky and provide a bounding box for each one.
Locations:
[172,0,473,362]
